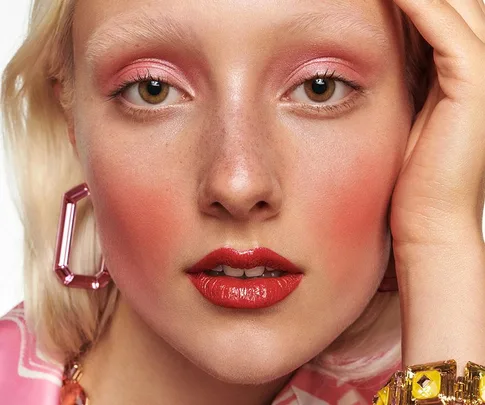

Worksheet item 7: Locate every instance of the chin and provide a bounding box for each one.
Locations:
[199,357,299,385]
[182,339,314,385]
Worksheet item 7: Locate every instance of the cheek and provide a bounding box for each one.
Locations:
[302,163,396,302]
[77,132,189,295]
[92,176,186,291]
[324,160,395,246]
[71,94,196,294]
[304,159,395,261]
[290,116,409,285]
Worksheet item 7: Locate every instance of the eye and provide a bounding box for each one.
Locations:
[289,75,355,105]
[120,79,185,107]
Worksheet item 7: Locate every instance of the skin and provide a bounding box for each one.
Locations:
[389,0,485,369]
[62,0,485,403]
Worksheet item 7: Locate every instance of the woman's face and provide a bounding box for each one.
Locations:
[70,0,411,383]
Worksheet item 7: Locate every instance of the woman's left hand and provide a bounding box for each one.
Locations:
[389,0,485,369]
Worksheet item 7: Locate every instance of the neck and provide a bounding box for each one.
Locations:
[81,297,292,405]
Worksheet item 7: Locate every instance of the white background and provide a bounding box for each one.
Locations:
[0,0,30,316]
[1,1,485,317]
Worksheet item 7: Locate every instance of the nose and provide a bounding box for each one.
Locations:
[197,125,283,222]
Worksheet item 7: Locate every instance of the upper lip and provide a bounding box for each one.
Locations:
[187,247,303,274]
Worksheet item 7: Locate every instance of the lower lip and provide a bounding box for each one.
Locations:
[187,272,303,309]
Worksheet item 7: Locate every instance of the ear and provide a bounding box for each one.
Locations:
[52,79,78,156]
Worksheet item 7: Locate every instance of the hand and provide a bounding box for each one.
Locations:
[389,0,485,369]
[391,0,485,246]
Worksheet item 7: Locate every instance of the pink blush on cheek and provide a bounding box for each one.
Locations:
[327,179,390,247]
[305,166,395,284]
[90,180,188,292]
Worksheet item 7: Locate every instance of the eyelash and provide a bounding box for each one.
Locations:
[107,69,365,118]
[108,70,174,100]
[283,69,365,116]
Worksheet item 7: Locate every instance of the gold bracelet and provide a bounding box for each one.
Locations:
[373,360,485,404]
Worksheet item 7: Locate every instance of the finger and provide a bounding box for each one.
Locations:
[446,0,485,41]
[401,79,443,171]
[393,0,483,58]
[395,0,485,101]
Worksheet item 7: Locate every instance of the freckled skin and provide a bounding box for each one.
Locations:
[68,0,412,400]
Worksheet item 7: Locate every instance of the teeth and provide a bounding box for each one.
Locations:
[223,266,245,277]
[261,267,282,277]
[205,266,285,278]
[244,266,265,278]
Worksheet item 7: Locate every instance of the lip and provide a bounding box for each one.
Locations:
[186,247,303,309]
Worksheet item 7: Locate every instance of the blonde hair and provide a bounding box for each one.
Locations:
[1,0,431,379]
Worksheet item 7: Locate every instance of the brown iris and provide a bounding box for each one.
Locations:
[303,77,336,102]
[138,80,170,104]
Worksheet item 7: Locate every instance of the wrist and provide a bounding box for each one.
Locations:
[392,228,484,269]
[391,215,483,251]
[395,239,485,368]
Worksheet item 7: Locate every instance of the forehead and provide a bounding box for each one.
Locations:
[75,0,388,21]
[73,0,399,57]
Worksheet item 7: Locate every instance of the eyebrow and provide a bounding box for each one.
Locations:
[85,11,201,68]
[85,7,391,69]
[281,11,391,51]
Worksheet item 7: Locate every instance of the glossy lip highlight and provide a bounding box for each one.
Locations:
[186,247,304,309]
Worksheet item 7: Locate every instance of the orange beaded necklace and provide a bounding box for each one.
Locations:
[60,362,88,405]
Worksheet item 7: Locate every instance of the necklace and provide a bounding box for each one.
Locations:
[60,361,89,405]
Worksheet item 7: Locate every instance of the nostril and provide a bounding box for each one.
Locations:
[211,201,225,210]
[208,200,271,218]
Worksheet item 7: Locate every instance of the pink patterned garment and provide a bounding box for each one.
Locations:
[0,304,394,405]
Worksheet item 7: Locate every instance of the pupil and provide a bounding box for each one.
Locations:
[312,78,328,94]
[147,81,162,96]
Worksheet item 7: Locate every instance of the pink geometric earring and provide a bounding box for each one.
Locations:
[53,183,111,289]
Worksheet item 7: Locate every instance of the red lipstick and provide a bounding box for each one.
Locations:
[187,247,303,309]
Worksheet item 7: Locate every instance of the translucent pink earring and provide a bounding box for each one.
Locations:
[53,183,111,289]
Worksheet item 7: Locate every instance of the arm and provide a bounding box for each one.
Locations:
[389,0,485,384]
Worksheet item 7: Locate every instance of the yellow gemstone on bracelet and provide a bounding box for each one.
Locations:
[479,374,485,401]
[375,386,389,405]
[412,371,441,399]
